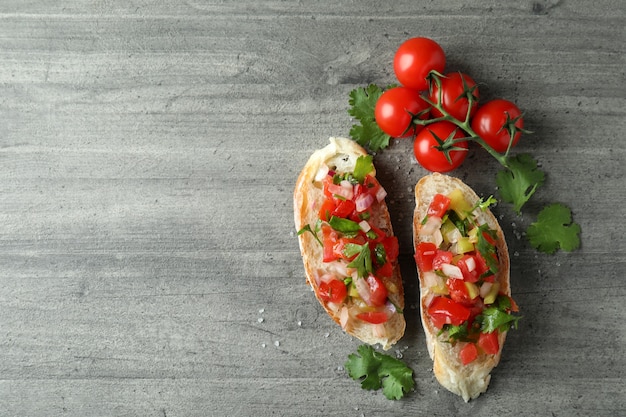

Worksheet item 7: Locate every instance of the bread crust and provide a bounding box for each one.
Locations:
[294,137,405,350]
[413,173,511,401]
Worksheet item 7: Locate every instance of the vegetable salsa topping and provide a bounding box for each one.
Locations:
[416,190,520,365]
[298,156,401,328]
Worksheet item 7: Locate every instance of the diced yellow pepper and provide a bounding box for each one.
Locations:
[465,282,480,299]
[456,237,475,254]
[483,282,500,305]
[447,189,473,220]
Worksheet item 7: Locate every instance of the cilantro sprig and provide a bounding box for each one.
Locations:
[345,344,415,400]
[347,73,581,254]
[348,84,392,152]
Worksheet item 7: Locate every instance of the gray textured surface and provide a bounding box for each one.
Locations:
[1,1,625,416]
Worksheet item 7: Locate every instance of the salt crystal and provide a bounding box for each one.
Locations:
[258,318,264,323]
[274,340,280,347]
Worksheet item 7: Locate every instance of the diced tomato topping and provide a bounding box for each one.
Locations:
[427,296,471,328]
[366,275,388,307]
[332,199,356,218]
[432,250,453,270]
[318,199,336,221]
[457,254,479,283]
[365,225,386,243]
[322,225,337,262]
[478,331,500,355]
[322,175,335,199]
[318,279,348,304]
[447,278,476,306]
[363,175,381,196]
[382,236,399,262]
[427,193,451,218]
[459,342,479,365]
[356,311,388,324]
[414,242,437,272]
[377,261,393,277]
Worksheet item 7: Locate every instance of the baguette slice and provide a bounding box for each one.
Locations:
[413,173,511,401]
[294,137,405,350]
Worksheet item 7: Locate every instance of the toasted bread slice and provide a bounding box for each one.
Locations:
[413,173,512,401]
[294,137,405,350]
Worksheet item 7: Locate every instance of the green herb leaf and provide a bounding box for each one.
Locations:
[496,153,545,214]
[345,243,372,278]
[348,84,391,152]
[479,305,521,333]
[296,224,322,247]
[353,155,375,183]
[345,345,415,400]
[526,203,581,254]
[476,224,499,275]
[328,216,361,234]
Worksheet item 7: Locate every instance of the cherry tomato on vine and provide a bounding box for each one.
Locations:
[429,72,480,121]
[393,37,446,91]
[374,86,430,138]
[413,121,468,172]
[471,99,524,153]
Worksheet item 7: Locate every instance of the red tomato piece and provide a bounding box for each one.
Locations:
[322,225,338,262]
[377,261,393,278]
[429,72,480,121]
[356,311,389,324]
[366,275,388,307]
[332,199,356,219]
[478,331,500,355]
[432,250,453,271]
[318,279,348,304]
[447,278,476,306]
[427,296,471,328]
[459,342,479,365]
[374,87,430,138]
[415,242,437,272]
[471,99,524,153]
[363,175,381,196]
[393,37,446,91]
[382,236,399,262]
[457,254,480,283]
[318,199,336,221]
[413,121,468,173]
[427,193,451,218]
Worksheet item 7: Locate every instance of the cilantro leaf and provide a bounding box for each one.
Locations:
[345,243,372,278]
[345,345,415,400]
[479,306,521,333]
[496,153,545,214]
[328,216,361,233]
[526,203,581,254]
[296,224,322,247]
[348,84,391,152]
[476,224,499,275]
[353,155,375,183]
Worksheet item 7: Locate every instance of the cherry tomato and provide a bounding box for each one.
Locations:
[478,331,500,355]
[471,99,524,153]
[366,274,388,307]
[318,279,348,304]
[356,311,389,324]
[393,37,446,91]
[429,72,479,121]
[459,342,478,365]
[413,121,468,172]
[427,296,471,328]
[374,87,429,138]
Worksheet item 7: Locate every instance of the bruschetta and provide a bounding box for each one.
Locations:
[412,173,520,401]
[294,137,405,350]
